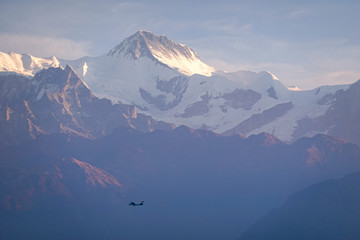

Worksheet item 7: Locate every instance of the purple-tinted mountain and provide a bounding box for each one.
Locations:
[238,171,360,240]
[0,66,173,147]
[2,32,360,144]
[0,145,125,240]
[294,79,360,145]
[1,127,360,239]
[1,31,360,240]
[0,155,122,213]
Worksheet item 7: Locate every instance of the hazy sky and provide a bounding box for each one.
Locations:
[0,0,359,89]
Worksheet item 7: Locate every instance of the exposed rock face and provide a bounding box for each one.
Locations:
[267,86,278,100]
[325,80,360,144]
[223,102,294,136]
[179,92,211,118]
[316,93,335,105]
[293,79,360,144]
[172,85,263,120]
[0,75,29,101]
[0,157,122,212]
[139,76,189,110]
[222,88,262,110]
[0,66,174,147]
[156,76,189,96]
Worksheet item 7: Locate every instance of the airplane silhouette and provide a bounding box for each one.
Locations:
[129,200,144,207]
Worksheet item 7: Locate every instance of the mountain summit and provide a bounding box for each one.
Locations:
[107,30,214,76]
[57,31,351,142]
[0,31,355,143]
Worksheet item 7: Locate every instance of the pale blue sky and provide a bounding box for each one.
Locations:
[0,0,359,89]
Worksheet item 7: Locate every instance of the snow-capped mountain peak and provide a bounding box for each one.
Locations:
[0,31,353,144]
[0,51,59,77]
[107,30,214,76]
[108,30,153,60]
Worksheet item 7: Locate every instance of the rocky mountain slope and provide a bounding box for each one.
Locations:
[0,156,122,212]
[0,65,173,147]
[293,79,360,144]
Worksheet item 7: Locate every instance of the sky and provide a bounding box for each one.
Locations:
[0,0,359,89]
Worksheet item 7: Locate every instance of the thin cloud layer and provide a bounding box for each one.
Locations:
[0,34,91,59]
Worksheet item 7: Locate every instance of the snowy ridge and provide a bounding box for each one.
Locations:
[0,51,59,76]
[107,30,214,76]
[0,30,353,142]
[59,28,351,142]
[61,54,180,105]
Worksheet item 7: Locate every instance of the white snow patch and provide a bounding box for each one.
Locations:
[82,62,88,76]
[288,86,303,91]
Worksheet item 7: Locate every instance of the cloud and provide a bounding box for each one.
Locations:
[112,2,141,13]
[305,70,360,89]
[325,71,360,82]
[189,33,360,89]
[285,9,309,18]
[0,34,91,59]
[196,19,253,35]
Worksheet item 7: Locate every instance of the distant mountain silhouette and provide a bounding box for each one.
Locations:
[1,127,360,239]
[239,171,360,240]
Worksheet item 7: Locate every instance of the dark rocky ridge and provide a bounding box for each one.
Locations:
[223,101,293,136]
[0,156,122,212]
[0,66,174,147]
[222,88,262,110]
[179,92,211,118]
[138,75,189,110]
[293,79,360,144]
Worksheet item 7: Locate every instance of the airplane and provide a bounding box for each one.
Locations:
[129,200,144,207]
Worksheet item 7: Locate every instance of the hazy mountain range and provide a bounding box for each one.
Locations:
[239,171,360,240]
[1,126,360,239]
[1,30,360,239]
